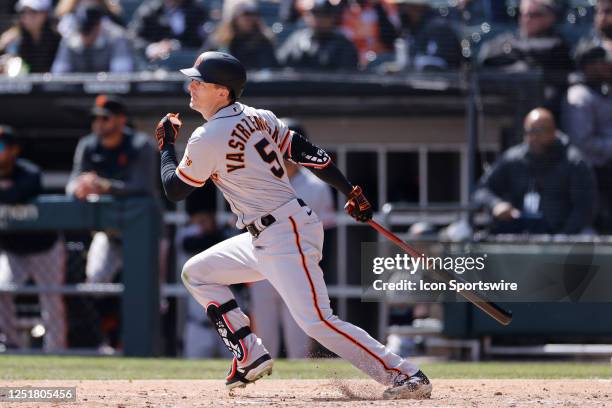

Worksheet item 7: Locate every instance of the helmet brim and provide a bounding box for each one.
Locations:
[180,67,205,81]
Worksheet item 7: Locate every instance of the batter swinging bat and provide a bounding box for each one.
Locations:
[367,220,513,326]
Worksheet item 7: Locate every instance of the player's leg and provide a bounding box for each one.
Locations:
[85,232,122,283]
[0,251,27,347]
[280,290,310,359]
[257,210,430,398]
[181,232,272,388]
[29,240,67,351]
[249,280,282,358]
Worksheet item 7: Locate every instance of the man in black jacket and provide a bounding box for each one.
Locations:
[478,0,572,115]
[392,0,463,71]
[478,0,572,72]
[128,0,208,62]
[66,95,159,283]
[473,108,596,234]
[0,125,66,351]
[277,0,359,70]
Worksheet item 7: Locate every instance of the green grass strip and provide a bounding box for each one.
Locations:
[0,356,610,380]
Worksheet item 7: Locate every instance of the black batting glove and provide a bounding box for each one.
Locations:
[156,113,182,151]
[344,185,373,222]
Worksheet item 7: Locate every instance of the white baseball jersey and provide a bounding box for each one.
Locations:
[176,102,298,228]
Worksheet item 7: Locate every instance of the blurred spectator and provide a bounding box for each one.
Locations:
[128,0,208,62]
[0,0,61,74]
[250,119,335,358]
[389,0,463,71]
[54,0,124,37]
[473,108,596,234]
[478,0,572,113]
[578,0,612,54]
[479,0,572,70]
[51,4,134,73]
[205,0,279,69]
[66,95,159,284]
[277,0,359,70]
[562,42,612,231]
[0,125,67,352]
[340,0,399,67]
[597,0,612,51]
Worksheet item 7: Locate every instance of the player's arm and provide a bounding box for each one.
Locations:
[156,113,196,202]
[287,132,372,222]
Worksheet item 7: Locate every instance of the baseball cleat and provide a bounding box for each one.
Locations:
[226,354,274,391]
[383,370,432,400]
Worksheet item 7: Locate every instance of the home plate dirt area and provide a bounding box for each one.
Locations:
[2,379,610,407]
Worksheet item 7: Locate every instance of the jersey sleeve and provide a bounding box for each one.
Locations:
[286,132,332,169]
[176,128,218,188]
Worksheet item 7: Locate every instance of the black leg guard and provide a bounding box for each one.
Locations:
[206,299,252,363]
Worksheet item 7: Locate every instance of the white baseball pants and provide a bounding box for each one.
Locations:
[250,279,311,359]
[181,199,419,385]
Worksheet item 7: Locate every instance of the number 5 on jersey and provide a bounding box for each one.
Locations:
[255,138,285,178]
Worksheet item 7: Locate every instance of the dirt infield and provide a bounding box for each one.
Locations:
[1,379,610,407]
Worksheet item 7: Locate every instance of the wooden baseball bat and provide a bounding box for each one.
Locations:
[367,220,513,326]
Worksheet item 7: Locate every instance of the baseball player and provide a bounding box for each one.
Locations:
[156,51,432,399]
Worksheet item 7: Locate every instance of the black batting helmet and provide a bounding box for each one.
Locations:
[180,52,247,99]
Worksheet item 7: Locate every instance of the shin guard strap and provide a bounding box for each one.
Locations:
[206,300,251,362]
[217,299,239,314]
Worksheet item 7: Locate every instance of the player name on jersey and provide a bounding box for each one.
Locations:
[226,115,289,174]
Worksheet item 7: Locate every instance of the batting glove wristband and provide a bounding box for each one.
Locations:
[156,113,182,150]
[344,185,373,222]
